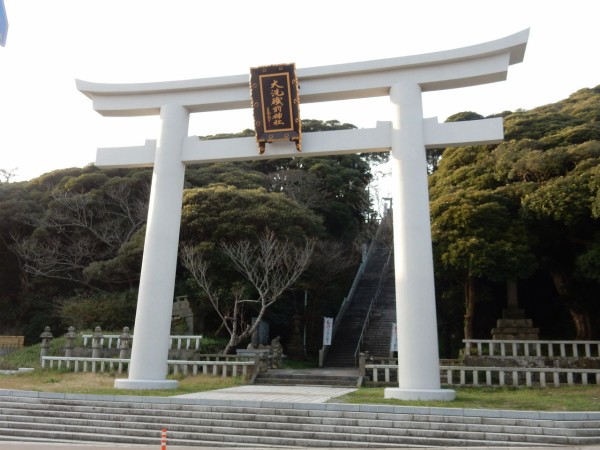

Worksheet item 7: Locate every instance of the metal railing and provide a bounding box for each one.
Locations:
[318,242,371,366]
[353,249,392,364]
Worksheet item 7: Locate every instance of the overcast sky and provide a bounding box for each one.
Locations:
[1,0,598,182]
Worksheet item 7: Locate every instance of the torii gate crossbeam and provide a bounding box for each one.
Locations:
[77,29,528,401]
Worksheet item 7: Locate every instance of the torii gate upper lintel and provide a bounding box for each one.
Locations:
[77,29,529,400]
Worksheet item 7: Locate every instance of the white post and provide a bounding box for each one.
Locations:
[384,82,455,401]
[114,104,189,390]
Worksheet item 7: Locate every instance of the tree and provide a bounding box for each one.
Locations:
[12,168,151,290]
[514,141,600,338]
[181,230,315,354]
[430,86,600,340]
[181,184,324,246]
[431,190,536,339]
[0,168,17,183]
[251,119,378,241]
[184,161,270,190]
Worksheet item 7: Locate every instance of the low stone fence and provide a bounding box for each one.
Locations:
[463,339,600,358]
[38,326,204,362]
[41,356,130,374]
[361,357,600,387]
[443,365,600,387]
[80,333,203,351]
[41,353,259,379]
[38,326,262,380]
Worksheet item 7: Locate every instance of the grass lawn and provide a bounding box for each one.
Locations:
[0,369,599,411]
[2,345,599,411]
[0,370,245,397]
[334,385,600,411]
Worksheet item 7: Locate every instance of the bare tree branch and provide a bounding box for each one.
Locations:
[12,180,150,287]
[222,230,315,307]
[0,168,18,183]
[270,169,327,209]
[179,243,233,337]
[181,230,315,354]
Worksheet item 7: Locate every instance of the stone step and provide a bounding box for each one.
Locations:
[3,395,600,432]
[254,374,359,387]
[254,378,357,387]
[1,413,590,448]
[4,404,600,437]
[21,410,595,439]
[324,236,393,368]
[0,394,599,447]
[321,362,356,369]
[0,426,284,448]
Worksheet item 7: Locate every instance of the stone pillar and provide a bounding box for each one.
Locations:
[251,318,270,347]
[286,314,304,359]
[384,82,455,401]
[114,104,189,390]
[119,327,132,359]
[39,326,53,364]
[358,352,367,378]
[270,336,283,368]
[64,326,76,358]
[91,326,103,359]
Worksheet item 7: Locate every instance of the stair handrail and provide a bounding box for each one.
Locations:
[353,248,392,363]
[336,240,382,333]
[319,238,378,367]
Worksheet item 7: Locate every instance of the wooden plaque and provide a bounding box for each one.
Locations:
[250,63,301,153]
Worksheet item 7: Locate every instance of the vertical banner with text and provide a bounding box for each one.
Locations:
[323,317,333,346]
[390,323,398,353]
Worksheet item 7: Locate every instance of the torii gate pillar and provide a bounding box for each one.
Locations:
[114,104,189,389]
[386,82,451,399]
[77,29,528,399]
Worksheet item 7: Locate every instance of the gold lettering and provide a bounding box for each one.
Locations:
[271,96,284,106]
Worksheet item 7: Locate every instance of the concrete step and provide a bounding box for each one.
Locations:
[321,360,356,368]
[3,403,600,439]
[0,392,599,448]
[254,373,359,387]
[0,413,585,448]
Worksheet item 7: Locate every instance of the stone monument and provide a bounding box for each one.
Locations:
[172,295,194,335]
[492,280,539,339]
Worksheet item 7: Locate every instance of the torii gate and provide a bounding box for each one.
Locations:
[77,29,528,401]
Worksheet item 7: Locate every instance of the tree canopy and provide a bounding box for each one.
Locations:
[2,88,599,354]
[1,119,375,348]
[430,86,600,343]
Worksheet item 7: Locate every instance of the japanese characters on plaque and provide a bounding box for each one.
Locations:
[250,63,301,154]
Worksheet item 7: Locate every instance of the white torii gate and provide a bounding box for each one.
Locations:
[77,29,528,400]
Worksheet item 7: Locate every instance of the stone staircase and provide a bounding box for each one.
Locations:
[324,240,392,368]
[0,391,599,447]
[362,278,396,357]
[254,368,360,387]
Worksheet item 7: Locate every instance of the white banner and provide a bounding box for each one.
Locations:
[390,322,398,353]
[323,317,333,346]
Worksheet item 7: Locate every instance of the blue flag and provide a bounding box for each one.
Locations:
[0,0,7,47]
